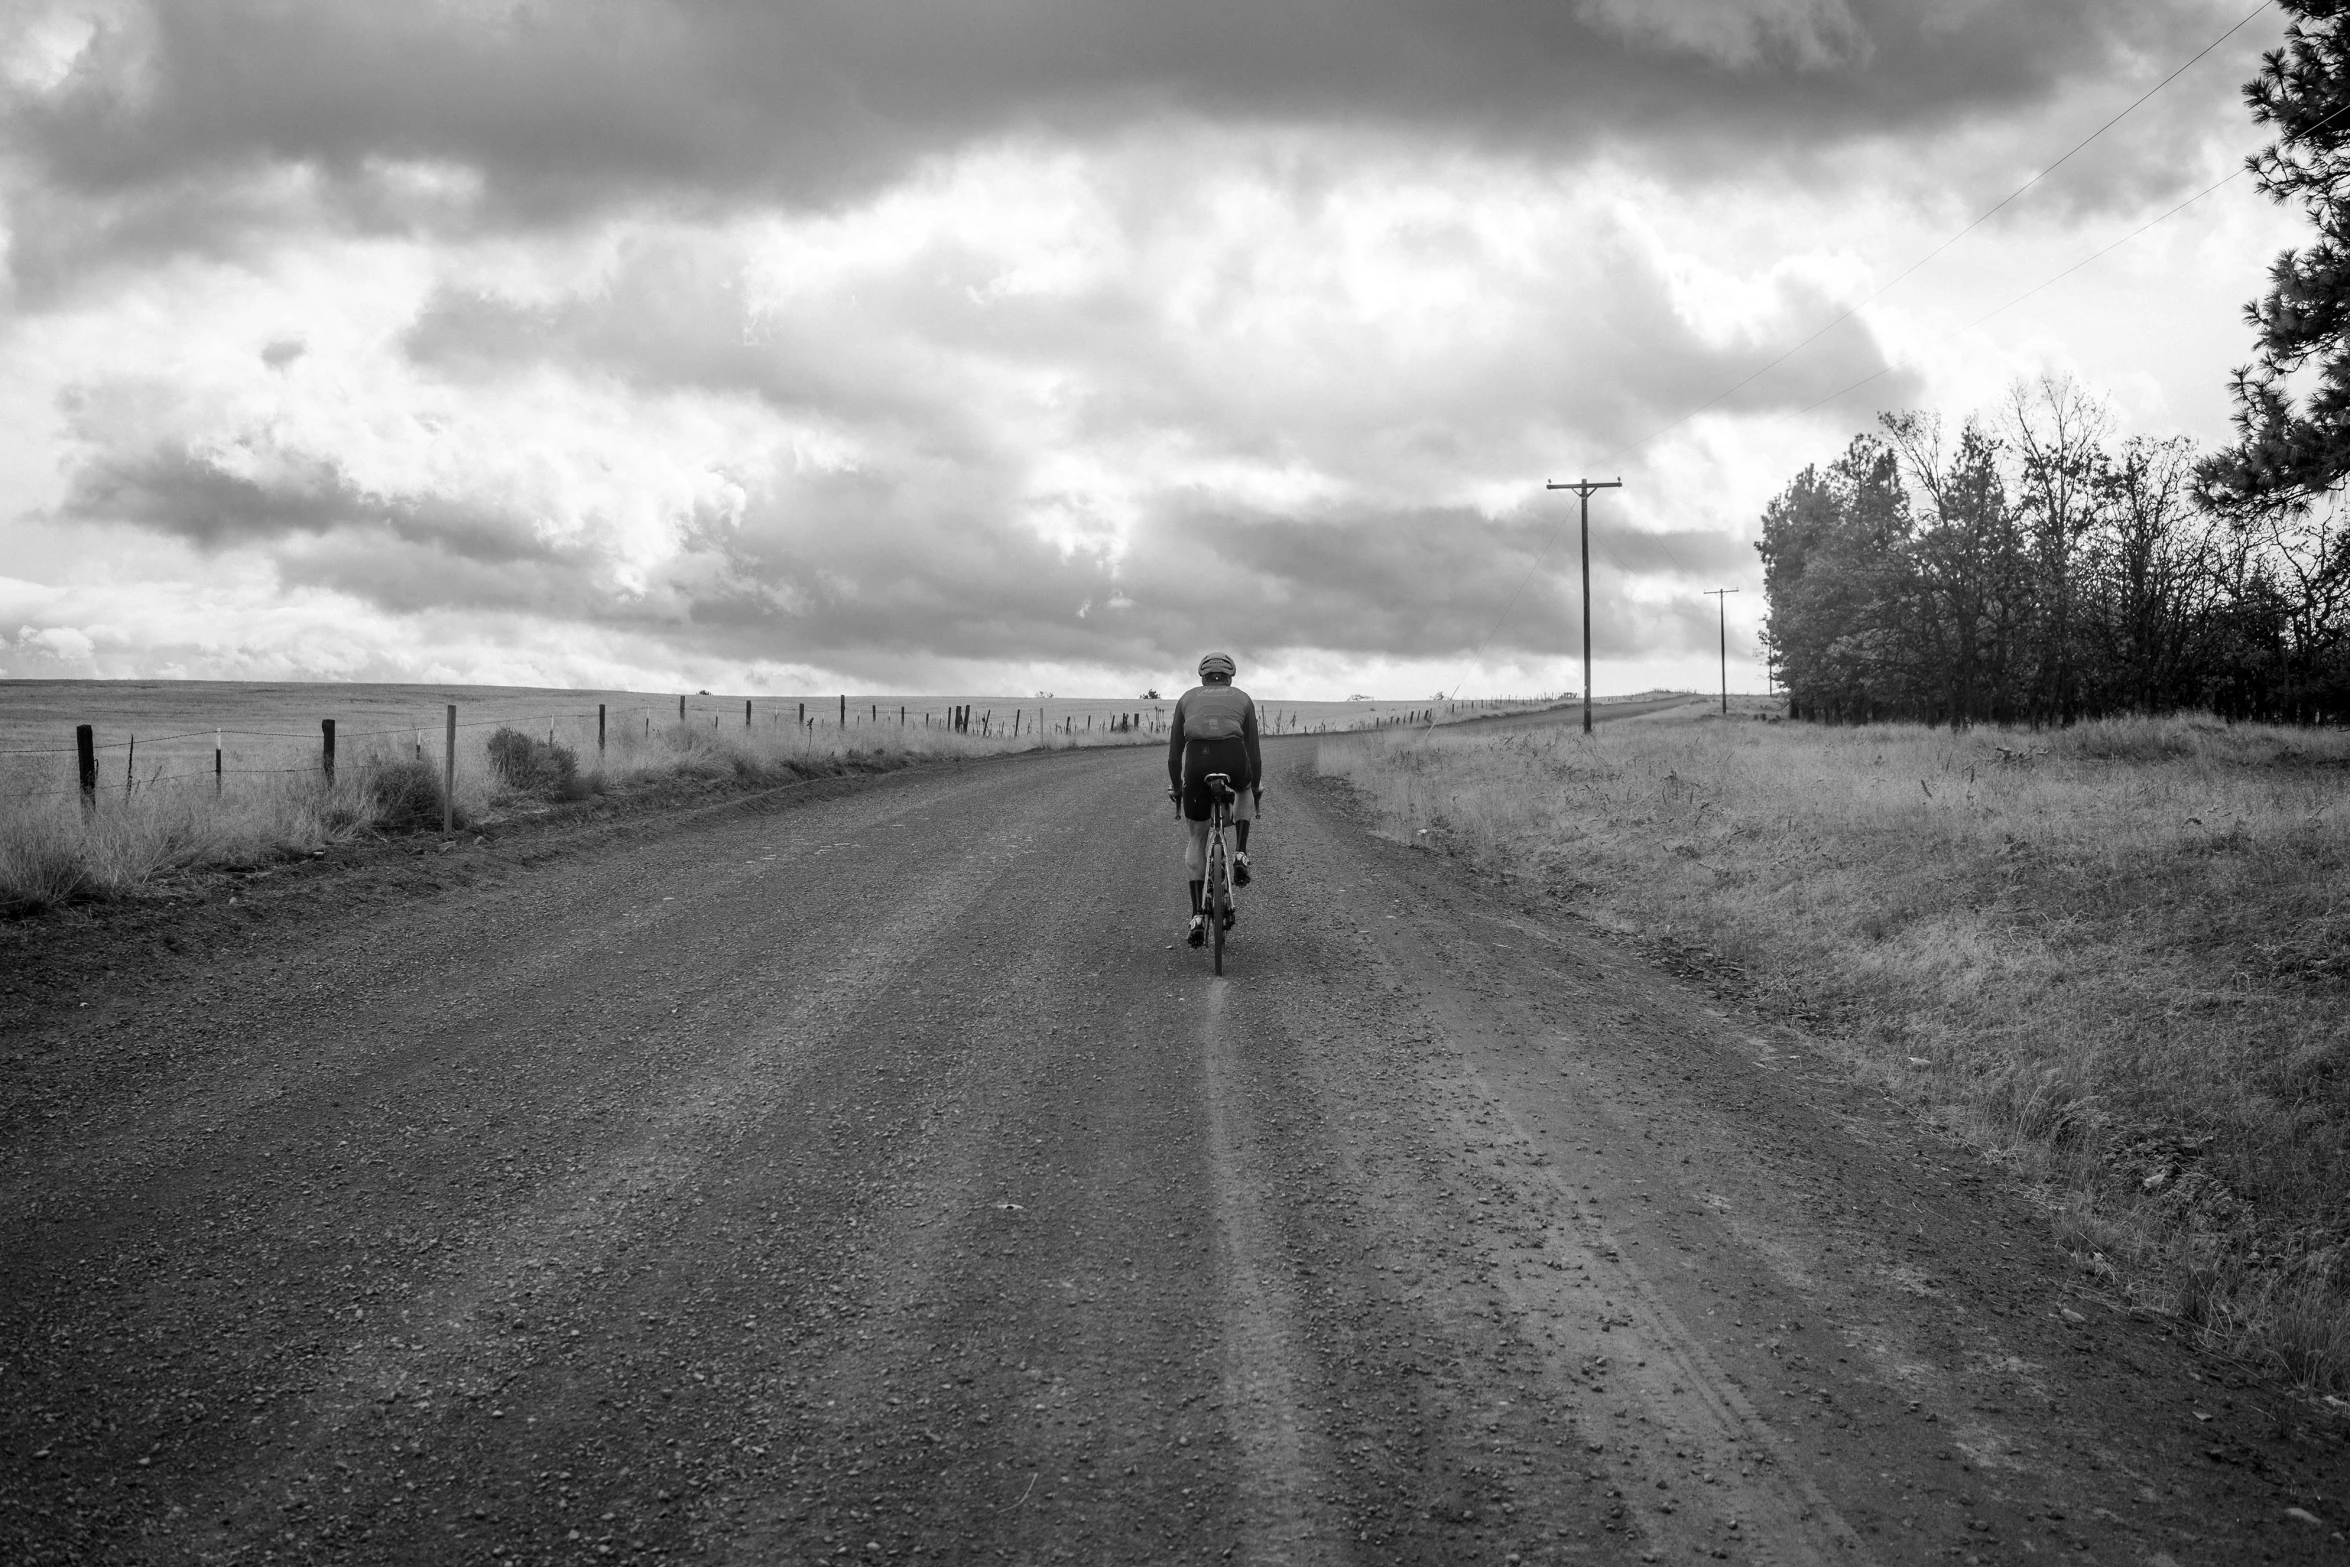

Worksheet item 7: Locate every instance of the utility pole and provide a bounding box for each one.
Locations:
[1704,587,1739,715]
[1545,478,1622,734]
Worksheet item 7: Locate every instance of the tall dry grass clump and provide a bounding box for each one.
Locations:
[1320,707,2350,1393]
[0,765,390,914]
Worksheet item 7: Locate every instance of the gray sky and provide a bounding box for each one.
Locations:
[0,0,2304,697]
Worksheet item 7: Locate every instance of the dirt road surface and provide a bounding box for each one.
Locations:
[4,736,2344,1565]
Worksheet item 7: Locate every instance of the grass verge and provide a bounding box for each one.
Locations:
[1,720,1106,917]
[1318,703,2350,1395]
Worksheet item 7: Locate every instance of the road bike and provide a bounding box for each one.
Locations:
[1202,772,1238,974]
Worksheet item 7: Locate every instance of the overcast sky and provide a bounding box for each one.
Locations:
[0,0,2310,698]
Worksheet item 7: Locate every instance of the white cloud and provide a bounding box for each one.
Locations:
[14,622,94,663]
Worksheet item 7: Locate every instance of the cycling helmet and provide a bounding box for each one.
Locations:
[1198,651,1236,679]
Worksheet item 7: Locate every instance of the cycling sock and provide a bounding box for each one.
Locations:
[1235,821,1251,854]
[1188,880,1204,914]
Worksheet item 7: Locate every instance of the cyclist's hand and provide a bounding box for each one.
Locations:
[1253,784,1266,809]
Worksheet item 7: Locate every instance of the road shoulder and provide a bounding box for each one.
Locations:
[1278,751,2349,1562]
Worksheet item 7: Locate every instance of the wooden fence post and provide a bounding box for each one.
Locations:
[598,703,606,755]
[322,718,336,785]
[679,694,686,722]
[215,730,223,797]
[126,735,135,798]
[745,699,752,729]
[798,702,806,724]
[76,724,96,814]
[443,704,456,834]
[839,694,846,726]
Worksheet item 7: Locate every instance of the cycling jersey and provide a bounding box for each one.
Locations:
[1168,682,1262,825]
[1168,683,1261,790]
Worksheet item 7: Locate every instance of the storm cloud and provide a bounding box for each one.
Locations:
[0,0,2294,695]
[7,1,2236,214]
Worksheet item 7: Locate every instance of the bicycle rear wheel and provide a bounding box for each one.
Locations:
[1209,832,1228,975]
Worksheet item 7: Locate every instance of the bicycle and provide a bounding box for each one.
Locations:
[1202,772,1238,974]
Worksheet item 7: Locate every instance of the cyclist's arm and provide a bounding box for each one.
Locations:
[1166,696,1187,791]
[1242,698,1263,789]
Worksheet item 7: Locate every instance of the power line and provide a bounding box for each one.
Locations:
[1445,1,2280,697]
[1594,0,2276,469]
[1785,172,2249,420]
[1790,94,2350,421]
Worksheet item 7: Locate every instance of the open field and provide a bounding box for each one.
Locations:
[1319,702,2350,1394]
[0,680,1563,913]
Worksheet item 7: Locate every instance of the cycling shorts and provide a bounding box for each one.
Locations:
[1180,738,1256,823]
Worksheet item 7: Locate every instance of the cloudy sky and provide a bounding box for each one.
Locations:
[0,0,2311,698]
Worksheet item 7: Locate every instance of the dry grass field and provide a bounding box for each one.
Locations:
[1319,703,2350,1394]
[0,680,1545,912]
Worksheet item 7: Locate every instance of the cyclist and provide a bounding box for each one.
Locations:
[1167,651,1262,948]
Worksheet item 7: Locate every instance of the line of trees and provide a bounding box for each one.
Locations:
[1759,5,2350,728]
[1758,379,2350,727]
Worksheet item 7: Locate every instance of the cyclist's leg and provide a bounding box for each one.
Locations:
[1181,749,1212,941]
[1185,820,1212,945]
[1178,742,1207,916]
[1229,778,1255,881]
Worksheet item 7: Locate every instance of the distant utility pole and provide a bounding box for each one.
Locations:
[1704,587,1739,714]
[1545,478,1622,734]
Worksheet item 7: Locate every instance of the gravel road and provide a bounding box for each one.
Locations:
[3,736,2344,1565]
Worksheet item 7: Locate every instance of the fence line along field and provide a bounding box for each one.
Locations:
[1319,700,2350,1396]
[1,680,1555,785]
[0,680,1556,913]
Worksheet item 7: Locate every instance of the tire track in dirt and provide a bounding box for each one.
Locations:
[1198,979,1344,1566]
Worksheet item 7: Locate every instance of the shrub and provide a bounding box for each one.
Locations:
[0,810,89,915]
[366,756,452,832]
[485,727,579,799]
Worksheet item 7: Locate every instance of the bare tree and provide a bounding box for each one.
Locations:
[2006,376,2110,723]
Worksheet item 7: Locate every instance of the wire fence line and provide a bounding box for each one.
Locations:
[2,702,656,807]
[3,693,1540,808]
[0,708,616,757]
